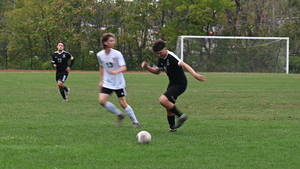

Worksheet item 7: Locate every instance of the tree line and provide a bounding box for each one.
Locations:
[0,0,299,72]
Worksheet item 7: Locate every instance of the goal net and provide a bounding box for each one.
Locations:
[175,36,289,74]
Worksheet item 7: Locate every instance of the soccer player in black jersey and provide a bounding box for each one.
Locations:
[52,42,75,102]
[141,39,205,132]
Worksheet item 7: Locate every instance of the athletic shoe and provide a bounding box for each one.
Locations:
[66,88,71,99]
[116,114,125,127]
[175,113,188,129]
[132,122,141,127]
[62,99,68,102]
[168,128,177,132]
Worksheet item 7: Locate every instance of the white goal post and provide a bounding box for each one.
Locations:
[176,36,289,74]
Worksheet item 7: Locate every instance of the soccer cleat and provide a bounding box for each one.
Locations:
[62,99,68,102]
[168,128,177,132]
[132,122,141,127]
[66,88,71,99]
[175,113,188,129]
[116,114,125,127]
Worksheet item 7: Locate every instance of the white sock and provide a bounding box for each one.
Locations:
[104,102,122,115]
[124,106,138,123]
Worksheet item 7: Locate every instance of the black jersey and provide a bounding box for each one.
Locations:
[156,51,187,85]
[52,50,75,72]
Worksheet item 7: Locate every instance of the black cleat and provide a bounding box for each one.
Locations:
[175,114,188,129]
[168,128,177,132]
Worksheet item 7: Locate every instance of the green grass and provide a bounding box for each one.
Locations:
[0,72,299,169]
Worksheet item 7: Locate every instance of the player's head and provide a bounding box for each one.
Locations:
[152,39,168,58]
[101,33,115,49]
[57,42,65,51]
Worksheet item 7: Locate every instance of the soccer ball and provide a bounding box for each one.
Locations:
[136,131,151,144]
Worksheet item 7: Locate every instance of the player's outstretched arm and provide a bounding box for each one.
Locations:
[180,61,205,82]
[141,61,161,74]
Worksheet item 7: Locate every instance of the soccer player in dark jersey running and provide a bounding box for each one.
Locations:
[52,42,75,102]
[141,39,205,132]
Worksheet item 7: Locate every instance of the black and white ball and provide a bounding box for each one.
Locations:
[136,131,151,144]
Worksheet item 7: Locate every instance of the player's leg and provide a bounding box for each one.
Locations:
[56,75,66,99]
[166,109,176,132]
[61,72,70,99]
[99,88,125,126]
[65,87,70,99]
[116,88,140,127]
[159,94,183,117]
[118,97,140,127]
[159,95,176,111]
[98,89,122,115]
[57,80,67,102]
[160,85,188,129]
[57,72,69,102]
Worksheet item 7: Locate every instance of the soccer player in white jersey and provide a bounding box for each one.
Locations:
[141,39,205,132]
[96,33,140,127]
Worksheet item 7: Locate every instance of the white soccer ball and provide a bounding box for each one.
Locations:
[136,131,151,144]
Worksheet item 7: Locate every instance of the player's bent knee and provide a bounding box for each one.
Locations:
[57,81,64,87]
[98,99,106,106]
[159,95,168,105]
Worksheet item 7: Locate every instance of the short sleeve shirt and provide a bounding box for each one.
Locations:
[96,49,126,89]
[52,51,74,72]
[156,51,187,85]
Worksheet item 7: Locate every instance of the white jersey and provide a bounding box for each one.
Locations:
[96,49,126,89]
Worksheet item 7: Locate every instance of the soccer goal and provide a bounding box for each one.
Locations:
[175,36,289,74]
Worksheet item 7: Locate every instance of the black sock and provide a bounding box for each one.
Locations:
[60,89,66,99]
[170,106,182,117]
[167,115,176,129]
[63,86,68,92]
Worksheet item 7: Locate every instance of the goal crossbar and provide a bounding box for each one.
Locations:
[178,36,290,74]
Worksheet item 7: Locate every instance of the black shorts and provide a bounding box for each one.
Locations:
[101,87,127,98]
[164,84,187,104]
[56,71,68,82]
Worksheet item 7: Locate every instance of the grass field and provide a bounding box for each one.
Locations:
[0,71,299,169]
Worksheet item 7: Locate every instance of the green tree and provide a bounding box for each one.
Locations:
[155,0,234,71]
[280,0,300,56]
[154,0,234,50]
[5,0,98,70]
[5,0,44,69]
[1,0,299,72]
[100,0,158,70]
[46,0,98,70]
[0,0,17,69]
